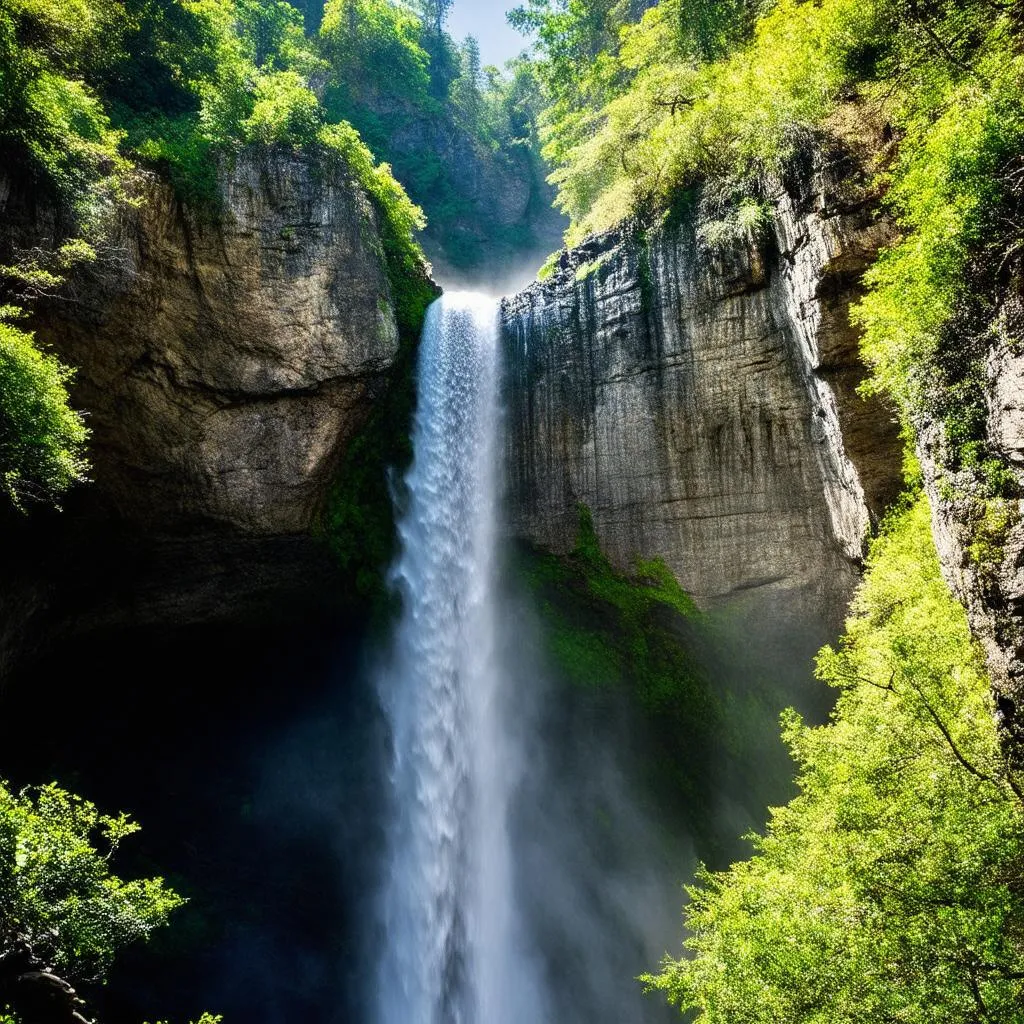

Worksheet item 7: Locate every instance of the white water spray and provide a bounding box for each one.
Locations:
[375,293,545,1024]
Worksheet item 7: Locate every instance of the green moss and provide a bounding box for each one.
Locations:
[634,226,655,317]
[574,253,610,282]
[537,250,561,281]
[318,249,437,622]
[515,504,720,812]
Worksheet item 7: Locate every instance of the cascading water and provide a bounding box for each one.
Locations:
[375,293,545,1024]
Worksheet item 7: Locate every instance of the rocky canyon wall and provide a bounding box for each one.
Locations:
[0,145,419,673]
[7,146,402,535]
[501,146,903,630]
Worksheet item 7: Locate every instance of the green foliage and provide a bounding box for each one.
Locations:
[532,0,880,243]
[320,0,556,273]
[851,5,1024,485]
[242,71,320,144]
[0,780,183,986]
[517,505,718,811]
[145,1015,223,1024]
[0,320,88,510]
[537,249,561,280]
[320,0,431,109]
[967,496,1018,587]
[648,494,1024,1022]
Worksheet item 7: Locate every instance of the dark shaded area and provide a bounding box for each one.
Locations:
[0,520,385,1024]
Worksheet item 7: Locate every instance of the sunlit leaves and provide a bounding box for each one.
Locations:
[0,780,183,984]
[648,496,1024,1023]
[0,322,88,510]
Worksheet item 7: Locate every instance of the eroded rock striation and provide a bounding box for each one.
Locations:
[0,145,417,671]
[501,147,903,628]
[26,147,401,534]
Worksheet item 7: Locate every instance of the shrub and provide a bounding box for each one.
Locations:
[0,320,89,511]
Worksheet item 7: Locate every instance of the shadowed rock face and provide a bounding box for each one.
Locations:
[16,146,399,535]
[501,147,902,630]
[0,146,411,672]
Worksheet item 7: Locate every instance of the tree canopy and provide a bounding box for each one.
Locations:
[648,494,1024,1022]
[0,780,186,1024]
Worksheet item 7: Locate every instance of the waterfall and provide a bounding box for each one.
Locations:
[375,293,544,1024]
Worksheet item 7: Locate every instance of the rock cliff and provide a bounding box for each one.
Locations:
[22,146,401,534]
[501,146,903,628]
[0,145,419,673]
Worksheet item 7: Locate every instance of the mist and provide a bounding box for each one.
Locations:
[200,284,831,1024]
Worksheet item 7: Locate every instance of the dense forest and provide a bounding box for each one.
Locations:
[3,0,1024,1022]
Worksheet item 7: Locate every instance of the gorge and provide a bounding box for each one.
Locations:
[1,1,1024,1022]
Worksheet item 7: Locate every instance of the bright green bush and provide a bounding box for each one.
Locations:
[647,494,1024,1022]
[536,0,883,243]
[0,780,183,999]
[320,0,432,108]
[242,70,321,144]
[0,320,88,510]
[856,15,1024,423]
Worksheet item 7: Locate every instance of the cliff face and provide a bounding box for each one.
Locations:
[918,327,1024,744]
[20,146,400,535]
[501,148,903,627]
[0,145,415,671]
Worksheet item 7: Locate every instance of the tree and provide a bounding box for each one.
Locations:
[647,496,1024,1023]
[0,781,184,1024]
[320,0,431,105]
[0,320,89,512]
[417,0,452,37]
[452,34,482,124]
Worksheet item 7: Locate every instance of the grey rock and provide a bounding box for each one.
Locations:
[501,148,902,632]
[28,146,400,536]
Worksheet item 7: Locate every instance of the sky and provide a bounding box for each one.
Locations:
[446,0,534,68]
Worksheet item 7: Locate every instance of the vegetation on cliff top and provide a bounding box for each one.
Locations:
[647,493,1024,1022]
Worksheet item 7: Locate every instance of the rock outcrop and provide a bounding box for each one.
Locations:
[19,147,401,535]
[0,145,418,674]
[501,146,903,628]
[917,311,1024,745]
